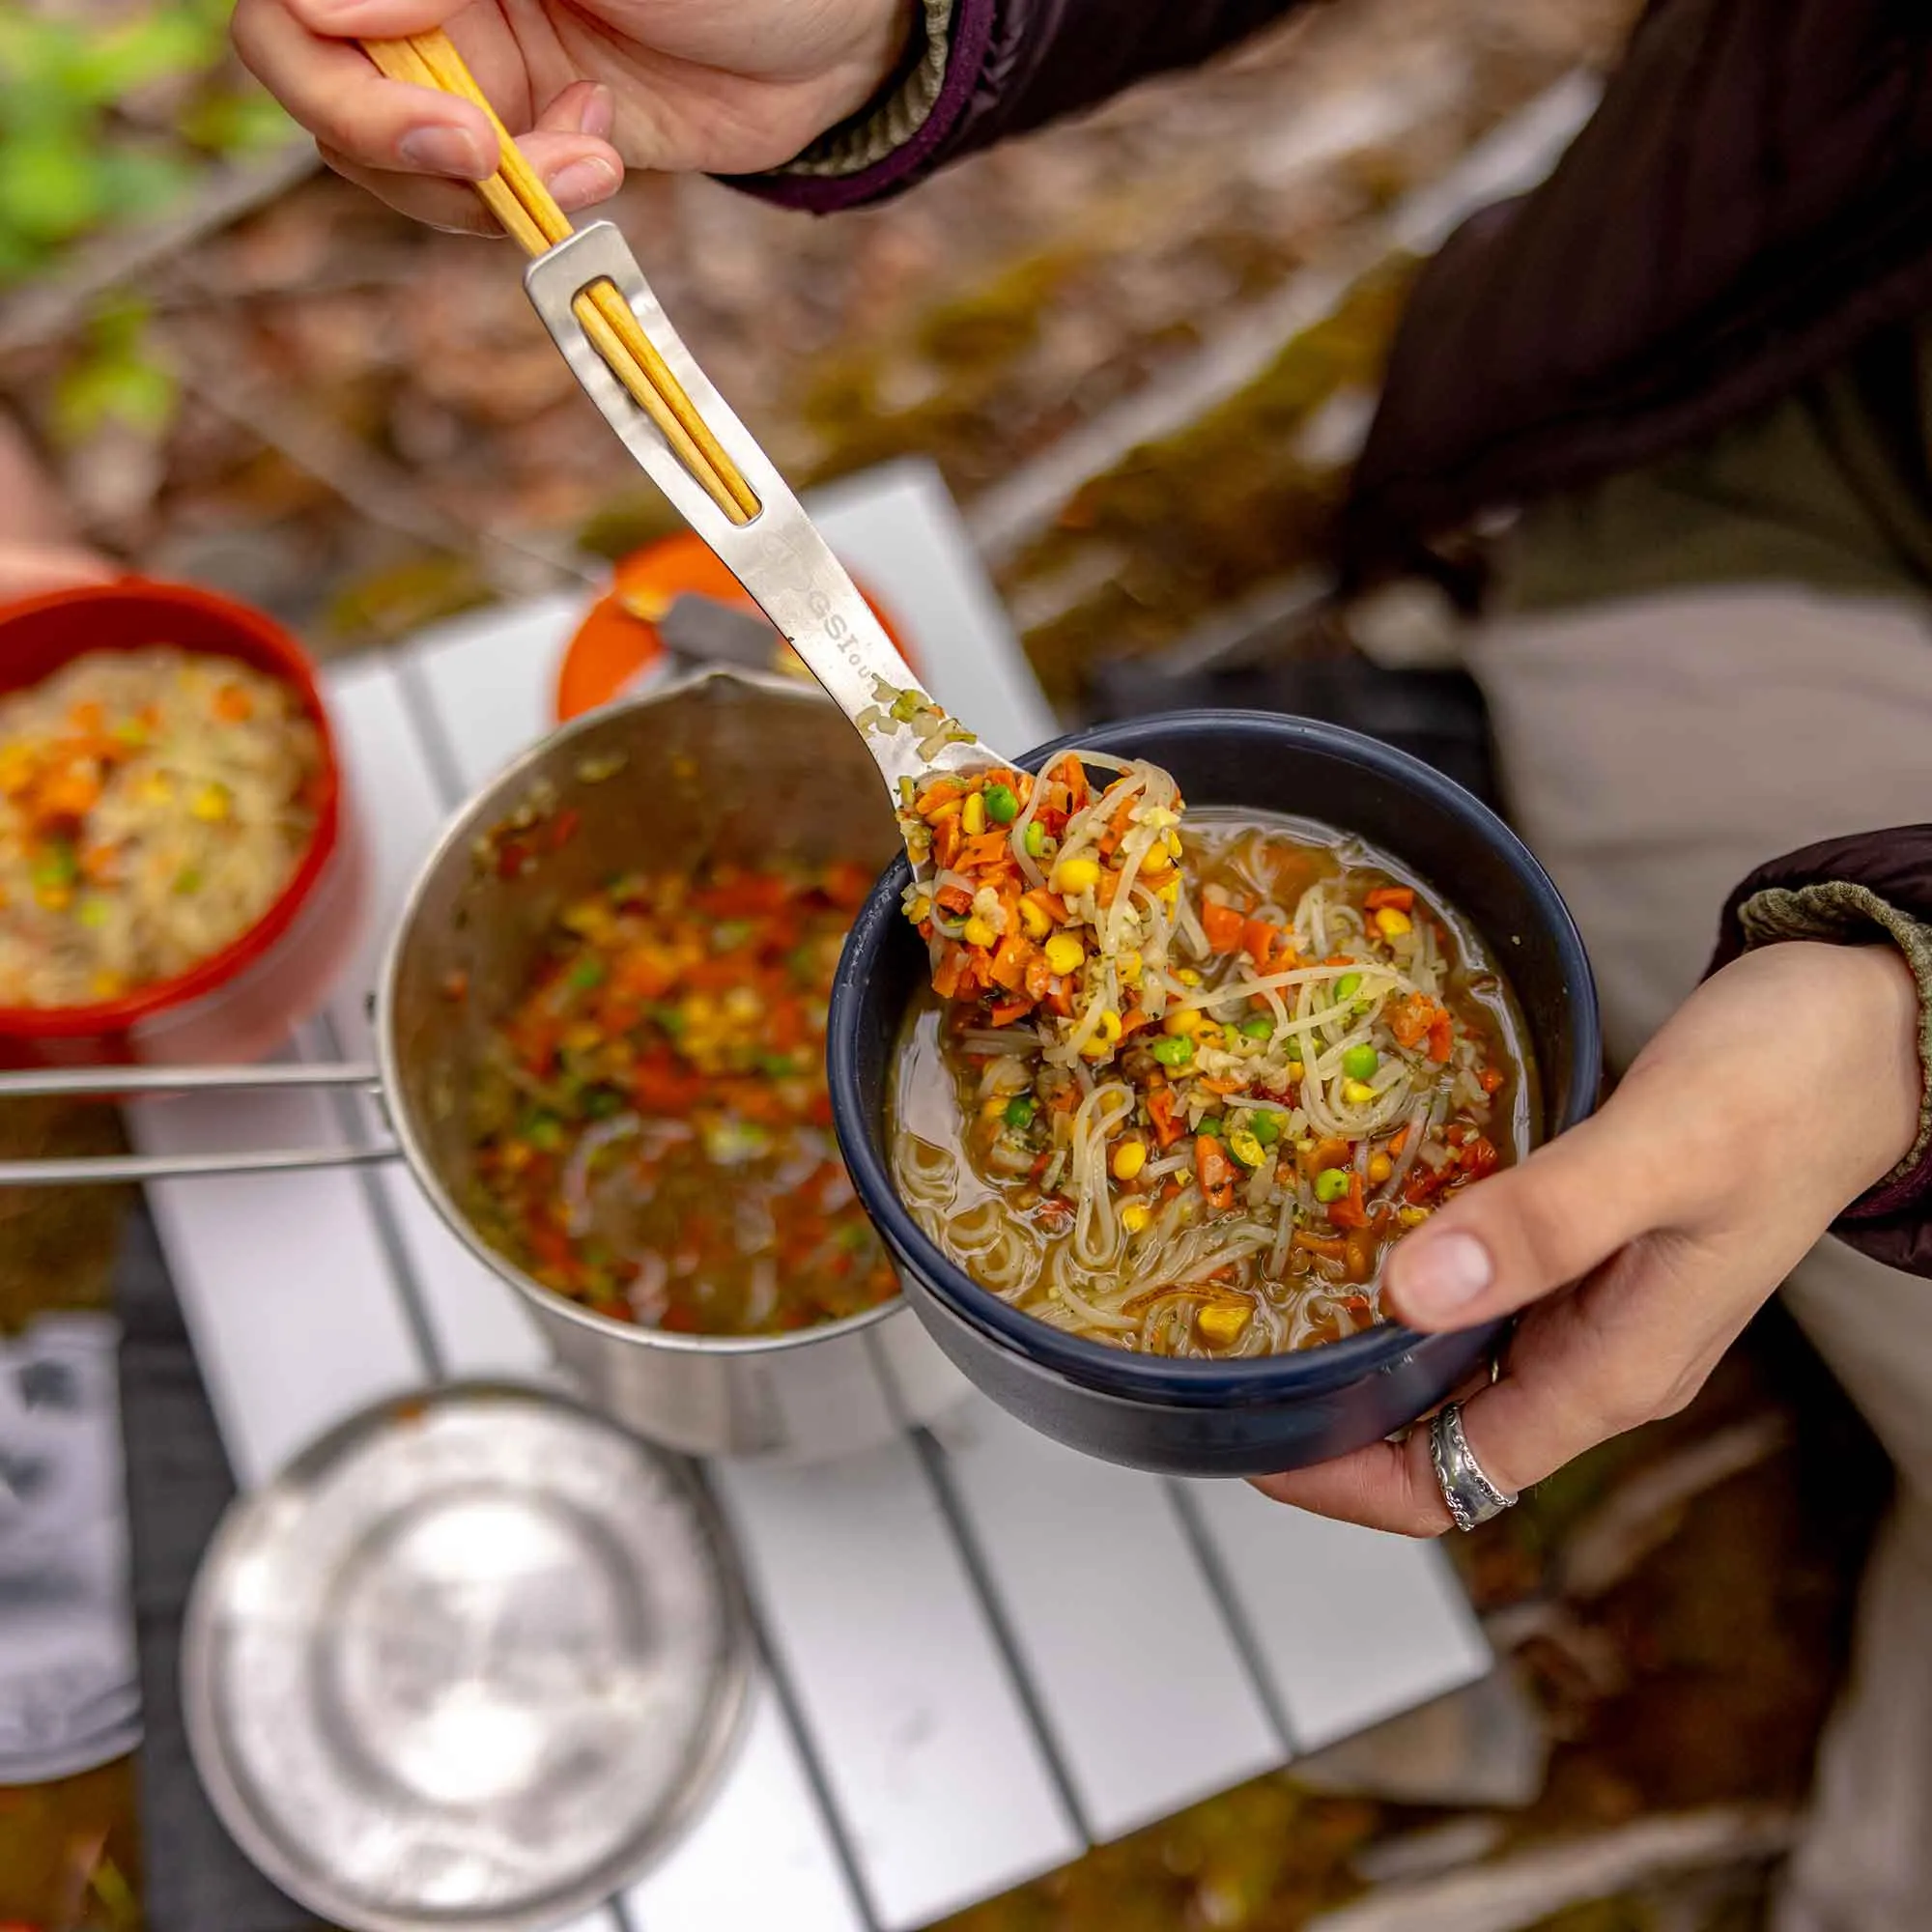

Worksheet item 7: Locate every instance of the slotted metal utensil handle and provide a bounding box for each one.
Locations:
[523,222,995,793]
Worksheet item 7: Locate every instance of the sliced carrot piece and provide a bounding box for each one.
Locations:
[1201,901,1246,953]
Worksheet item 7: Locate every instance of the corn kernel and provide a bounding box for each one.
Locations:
[1157,878,1180,906]
[90,971,125,1000]
[1176,967,1203,986]
[1117,950,1143,984]
[1044,932,1085,976]
[34,882,71,912]
[1397,1206,1432,1228]
[1165,830,1183,859]
[1142,807,1179,830]
[561,1021,603,1053]
[1018,897,1052,941]
[1162,1009,1199,1037]
[1081,1009,1123,1058]
[1112,1138,1148,1181]
[190,782,230,823]
[138,774,174,807]
[1343,1079,1378,1106]
[1197,1304,1252,1347]
[961,792,987,836]
[1121,1202,1153,1235]
[1052,856,1100,895]
[962,915,998,948]
[1140,841,1174,876]
[1375,906,1413,939]
[1368,1153,1394,1184]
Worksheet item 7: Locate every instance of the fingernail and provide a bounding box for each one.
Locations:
[580,84,615,142]
[549,156,620,210]
[398,125,494,181]
[1396,1232,1493,1320]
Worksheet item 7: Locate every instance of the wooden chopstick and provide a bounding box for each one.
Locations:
[362,30,760,525]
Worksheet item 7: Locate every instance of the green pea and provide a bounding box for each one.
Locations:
[522,1113,564,1152]
[568,957,608,992]
[1249,1109,1282,1147]
[1151,1036,1194,1068]
[1334,972,1362,1001]
[1315,1166,1351,1204]
[1223,1023,1242,1051]
[1240,1015,1276,1040]
[1342,1044,1378,1082]
[1023,821,1049,859]
[984,783,1021,825]
[1197,1116,1224,1139]
[1004,1094,1038,1129]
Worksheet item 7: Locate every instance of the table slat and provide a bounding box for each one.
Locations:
[713,1439,1081,1931]
[626,1681,867,1932]
[927,1397,1283,1841]
[1181,1479,1492,1752]
[132,1102,421,1490]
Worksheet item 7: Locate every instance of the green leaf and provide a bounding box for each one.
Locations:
[54,351,178,443]
[69,13,223,103]
[0,129,105,244]
[91,145,196,220]
[178,86,295,157]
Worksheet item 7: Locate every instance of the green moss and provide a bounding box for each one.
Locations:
[996,256,1418,700]
[321,552,494,649]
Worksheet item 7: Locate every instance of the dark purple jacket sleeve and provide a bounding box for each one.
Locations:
[1709,826,1932,1276]
[736,0,1302,214]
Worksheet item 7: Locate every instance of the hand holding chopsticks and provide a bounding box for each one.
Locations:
[358,30,758,525]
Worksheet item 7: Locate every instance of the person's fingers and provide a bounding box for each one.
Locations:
[1382,1089,1706,1333]
[1251,1431,1453,1536]
[0,546,118,602]
[312,83,621,232]
[276,0,473,32]
[1258,1229,1748,1536]
[234,0,496,179]
[519,81,624,208]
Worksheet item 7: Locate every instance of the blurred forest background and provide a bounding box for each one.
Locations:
[0,4,1893,1931]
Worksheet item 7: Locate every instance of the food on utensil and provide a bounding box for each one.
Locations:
[0,648,325,1008]
[469,860,899,1336]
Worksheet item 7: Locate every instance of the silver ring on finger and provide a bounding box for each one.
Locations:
[1430,1400,1518,1533]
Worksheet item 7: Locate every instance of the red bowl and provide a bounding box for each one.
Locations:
[0,579,365,1067]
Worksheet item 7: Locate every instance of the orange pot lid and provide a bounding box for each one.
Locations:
[557,529,915,723]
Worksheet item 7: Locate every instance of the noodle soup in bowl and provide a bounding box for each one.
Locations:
[828,712,1601,1479]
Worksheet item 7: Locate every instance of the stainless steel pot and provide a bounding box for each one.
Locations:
[0,667,967,1464]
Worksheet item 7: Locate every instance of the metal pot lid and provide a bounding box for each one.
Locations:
[183,1380,751,1932]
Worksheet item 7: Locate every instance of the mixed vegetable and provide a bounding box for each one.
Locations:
[470,861,899,1337]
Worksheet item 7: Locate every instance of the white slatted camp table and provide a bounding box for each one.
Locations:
[135,459,1491,1932]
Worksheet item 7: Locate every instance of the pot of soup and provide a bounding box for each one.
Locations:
[827,711,1602,1478]
[375,666,967,1463]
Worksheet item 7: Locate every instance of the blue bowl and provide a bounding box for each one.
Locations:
[828,712,1601,1477]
